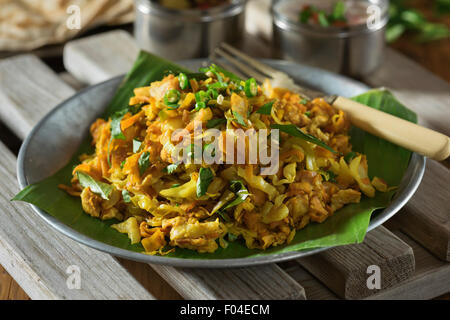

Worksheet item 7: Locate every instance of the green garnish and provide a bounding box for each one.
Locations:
[178,73,189,90]
[129,103,143,115]
[138,151,151,176]
[271,124,337,153]
[206,118,227,128]
[244,78,258,97]
[196,167,214,198]
[164,89,180,108]
[120,160,126,169]
[331,1,346,21]
[122,190,132,203]
[304,111,311,117]
[320,170,337,183]
[77,171,113,200]
[110,109,127,140]
[194,90,210,111]
[299,6,312,23]
[132,139,142,153]
[256,101,275,115]
[171,184,181,189]
[317,11,330,27]
[232,111,247,127]
[221,180,250,212]
[164,163,179,174]
[344,151,357,163]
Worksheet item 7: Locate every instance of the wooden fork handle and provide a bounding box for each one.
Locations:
[332,96,450,161]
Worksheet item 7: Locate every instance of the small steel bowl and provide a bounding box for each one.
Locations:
[134,0,246,60]
[272,0,389,78]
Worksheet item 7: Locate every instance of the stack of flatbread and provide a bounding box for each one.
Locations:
[0,0,134,51]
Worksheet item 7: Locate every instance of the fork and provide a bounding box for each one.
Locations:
[211,43,450,161]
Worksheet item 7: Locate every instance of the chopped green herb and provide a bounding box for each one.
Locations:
[221,180,250,211]
[256,101,275,115]
[318,11,330,27]
[164,163,179,174]
[138,151,151,176]
[171,184,181,189]
[206,118,227,129]
[344,151,357,163]
[304,111,311,117]
[132,139,142,153]
[77,171,113,200]
[299,6,312,23]
[228,233,238,242]
[232,111,247,127]
[271,124,337,153]
[196,167,214,198]
[331,1,346,21]
[110,109,127,140]
[320,170,337,183]
[120,160,126,169]
[300,98,308,104]
[129,103,143,115]
[122,190,132,203]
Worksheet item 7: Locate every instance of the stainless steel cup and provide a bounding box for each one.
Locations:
[272,0,389,78]
[134,0,246,60]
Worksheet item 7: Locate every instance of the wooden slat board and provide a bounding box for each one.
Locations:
[0,55,74,140]
[297,226,415,299]
[0,140,154,300]
[0,53,306,300]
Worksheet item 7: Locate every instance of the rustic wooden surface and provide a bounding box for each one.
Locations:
[297,226,415,299]
[1,0,450,300]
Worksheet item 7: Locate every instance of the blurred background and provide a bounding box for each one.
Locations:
[0,0,449,80]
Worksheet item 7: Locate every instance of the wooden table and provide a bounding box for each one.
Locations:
[0,1,449,300]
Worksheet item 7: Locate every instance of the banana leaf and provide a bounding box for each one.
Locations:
[13,51,417,259]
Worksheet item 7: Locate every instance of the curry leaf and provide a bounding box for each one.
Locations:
[196,167,214,198]
[232,111,247,127]
[138,152,151,176]
[256,101,275,115]
[271,124,337,153]
[77,171,113,200]
[221,180,250,211]
[206,118,227,129]
[110,109,127,140]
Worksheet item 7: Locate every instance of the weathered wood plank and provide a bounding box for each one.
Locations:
[365,230,450,300]
[390,160,450,261]
[297,226,415,299]
[63,30,139,85]
[280,261,338,300]
[62,30,307,300]
[0,55,74,140]
[0,54,155,300]
[0,141,154,300]
[153,264,305,300]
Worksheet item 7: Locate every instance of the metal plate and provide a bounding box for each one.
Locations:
[17,60,425,268]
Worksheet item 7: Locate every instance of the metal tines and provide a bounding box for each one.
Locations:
[210,42,325,100]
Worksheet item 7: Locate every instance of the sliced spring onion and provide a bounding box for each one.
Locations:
[244,78,258,97]
[163,89,180,107]
[178,73,189,90]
